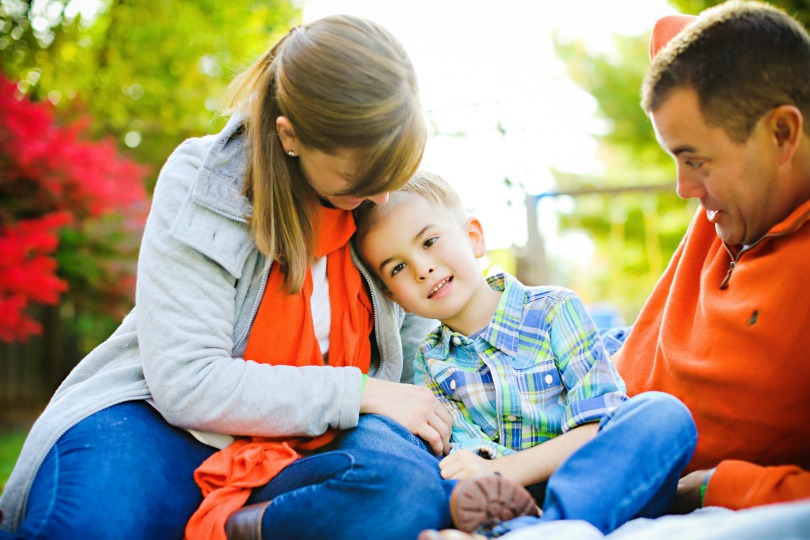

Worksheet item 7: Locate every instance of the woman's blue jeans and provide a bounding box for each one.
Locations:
[7,402,454,540]
[495,391,698,536]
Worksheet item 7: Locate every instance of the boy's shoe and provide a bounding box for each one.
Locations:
[449,474,540,534]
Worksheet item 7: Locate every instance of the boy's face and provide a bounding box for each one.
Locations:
[358,195,488,325]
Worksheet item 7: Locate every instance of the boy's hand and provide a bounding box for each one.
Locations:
[360,378,453,455]
[439,449,496,480]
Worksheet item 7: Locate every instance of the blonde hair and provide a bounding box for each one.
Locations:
[224,15,426,292]
[353,170,466,247]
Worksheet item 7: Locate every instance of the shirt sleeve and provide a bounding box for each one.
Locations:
[707,460,810,509]
[548,293,627,431]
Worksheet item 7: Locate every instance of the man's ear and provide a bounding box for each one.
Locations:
[769,105,803,166]
[276,116,298,154]
[465,217,487,258]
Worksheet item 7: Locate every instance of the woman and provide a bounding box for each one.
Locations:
[0,15,456,540]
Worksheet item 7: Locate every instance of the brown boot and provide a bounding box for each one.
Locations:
[449,475,540,534]
[224,501,271,540]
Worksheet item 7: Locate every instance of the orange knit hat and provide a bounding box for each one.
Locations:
[649,14,697,59]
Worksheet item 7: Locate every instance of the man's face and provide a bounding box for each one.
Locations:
[651,87,788,246]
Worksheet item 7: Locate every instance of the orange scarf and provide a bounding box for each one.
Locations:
[185,207,373,540]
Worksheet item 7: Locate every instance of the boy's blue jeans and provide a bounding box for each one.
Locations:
[496,391,697,536]
[7,391,693,539]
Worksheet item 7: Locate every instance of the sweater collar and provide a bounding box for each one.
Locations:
[192,113,253,221]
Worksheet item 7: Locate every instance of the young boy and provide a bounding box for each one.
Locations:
[354,171,698,538]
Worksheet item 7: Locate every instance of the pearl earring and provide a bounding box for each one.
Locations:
[287,150,296,157]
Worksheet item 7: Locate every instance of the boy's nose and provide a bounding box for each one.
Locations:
[417,267,434,281]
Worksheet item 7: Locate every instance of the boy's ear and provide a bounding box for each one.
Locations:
[381,286,409,312]
[465,217,487,258]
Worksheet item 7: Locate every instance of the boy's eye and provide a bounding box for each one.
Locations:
[390,262,406,277]
[424,236,438,248]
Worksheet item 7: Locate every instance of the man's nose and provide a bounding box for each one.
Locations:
[675,167,706,200]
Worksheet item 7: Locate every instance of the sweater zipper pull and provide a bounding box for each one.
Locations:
[720,260,735,289]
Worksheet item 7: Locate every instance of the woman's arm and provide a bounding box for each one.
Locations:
[138,136,362,439]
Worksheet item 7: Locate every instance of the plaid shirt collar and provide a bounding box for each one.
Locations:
[428,272,525,359]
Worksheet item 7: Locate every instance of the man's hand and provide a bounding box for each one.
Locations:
[439,449,496,480]
[360,377,453,456]
[670,469,712,514]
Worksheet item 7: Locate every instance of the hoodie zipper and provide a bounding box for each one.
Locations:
[351,253,384,378]
[719,208,810,289]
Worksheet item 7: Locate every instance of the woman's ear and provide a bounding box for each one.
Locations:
[276,116,298,154]
[465,217,487,258]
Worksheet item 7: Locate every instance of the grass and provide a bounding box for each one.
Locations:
[0,430,27,492]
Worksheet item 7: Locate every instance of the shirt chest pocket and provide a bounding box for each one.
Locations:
[511,358,563,401]
[435,366,499,438]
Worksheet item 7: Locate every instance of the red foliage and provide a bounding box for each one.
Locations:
[0,75,150,343]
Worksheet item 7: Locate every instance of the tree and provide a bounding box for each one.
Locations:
[1,0,300,187]
[0,0,300,360]
[550,32,695,321]
[0,74,148,344]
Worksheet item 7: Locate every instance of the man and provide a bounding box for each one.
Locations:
[620,0,810,513]
[419,2,810,539]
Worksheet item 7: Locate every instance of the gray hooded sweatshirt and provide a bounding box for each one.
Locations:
[0,115,436,532]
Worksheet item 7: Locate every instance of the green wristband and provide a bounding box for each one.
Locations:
[699,468,716,507]
[361,374,368,392]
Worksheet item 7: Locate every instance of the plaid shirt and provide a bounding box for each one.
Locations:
[414,273,626,457]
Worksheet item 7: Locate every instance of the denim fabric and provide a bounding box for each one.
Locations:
[247,414,456,540]
[2,402,217,540]
[1,407,454,540]
[494,391,697,536]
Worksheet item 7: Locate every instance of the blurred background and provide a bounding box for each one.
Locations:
[2,0,808,487]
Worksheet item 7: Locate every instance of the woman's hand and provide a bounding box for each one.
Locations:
[360,378,453,456]
[439,449,496,480]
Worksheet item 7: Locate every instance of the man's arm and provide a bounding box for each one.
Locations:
[705,461,810,510]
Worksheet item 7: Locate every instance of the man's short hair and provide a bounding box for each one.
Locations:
[642,0,810,142]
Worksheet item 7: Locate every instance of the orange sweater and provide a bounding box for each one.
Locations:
[614,200,810,510]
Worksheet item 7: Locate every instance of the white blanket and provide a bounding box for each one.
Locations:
[500,499,810,540]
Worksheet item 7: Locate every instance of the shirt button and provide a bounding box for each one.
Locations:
[452,336,462,346]
[506,415,517,422]
[450,379,457,390]
[545,374,553,385]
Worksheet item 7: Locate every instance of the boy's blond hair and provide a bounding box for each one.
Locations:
[353,170,466,249]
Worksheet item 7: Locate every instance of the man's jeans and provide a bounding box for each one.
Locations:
[495,391,697,536]
[8,402,454,540]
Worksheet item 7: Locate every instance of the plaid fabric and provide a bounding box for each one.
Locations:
[414,272,627,457]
